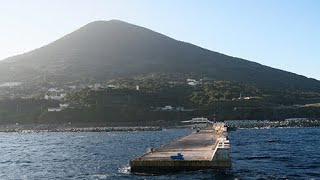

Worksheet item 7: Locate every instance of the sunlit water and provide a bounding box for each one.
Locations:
[0,128,319,179]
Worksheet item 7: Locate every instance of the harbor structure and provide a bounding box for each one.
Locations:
[130,123,231,173]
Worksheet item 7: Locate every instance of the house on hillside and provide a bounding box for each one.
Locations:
[48,107,62,112]
[44,88,67,101]
[186,78,200,86]
[47,103,70,112]
[44,93,67,101]
[162,105,174,111]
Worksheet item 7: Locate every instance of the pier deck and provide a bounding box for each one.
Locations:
[130,123,231,173]
[140,129,217,161]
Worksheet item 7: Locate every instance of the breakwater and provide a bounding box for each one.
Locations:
[225,118,320,129]
[130,123,231,173]
[0,124,162,133]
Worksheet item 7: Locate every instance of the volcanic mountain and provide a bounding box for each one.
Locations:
[0,20,319,91]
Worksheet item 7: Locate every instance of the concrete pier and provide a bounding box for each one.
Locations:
[130,123,231,173]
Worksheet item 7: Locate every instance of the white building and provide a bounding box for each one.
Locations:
[44,93,67,101]
[107,84,119,88]
[0,82,22,88]
[48,107,62,112]
[48,103,70,112]
[186,78,199,86]
[162,105,174,111]
[59,103,69,108]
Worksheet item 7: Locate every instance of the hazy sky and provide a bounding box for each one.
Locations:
[1,0,319,79]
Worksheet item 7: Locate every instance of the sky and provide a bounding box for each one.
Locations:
[1,0,320,79]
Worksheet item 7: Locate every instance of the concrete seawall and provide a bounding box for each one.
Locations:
[130,123,231,173]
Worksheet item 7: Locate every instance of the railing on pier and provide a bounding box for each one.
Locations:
[210,123,230,160]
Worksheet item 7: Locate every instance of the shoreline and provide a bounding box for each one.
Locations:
[0,124,162,133]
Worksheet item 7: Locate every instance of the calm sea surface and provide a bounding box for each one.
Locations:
[0,127,319,179]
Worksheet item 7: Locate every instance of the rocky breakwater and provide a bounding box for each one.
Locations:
[0,124,162,133]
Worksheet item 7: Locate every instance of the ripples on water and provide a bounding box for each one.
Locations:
[0,128,319,179]
[231,127,320,179]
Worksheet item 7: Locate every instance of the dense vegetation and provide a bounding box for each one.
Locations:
[1,73,320,125]
[37,75,320,125]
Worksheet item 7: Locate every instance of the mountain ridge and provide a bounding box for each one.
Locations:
[0,20,319,91]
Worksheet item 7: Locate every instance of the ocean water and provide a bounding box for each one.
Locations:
[0,128,319,179]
